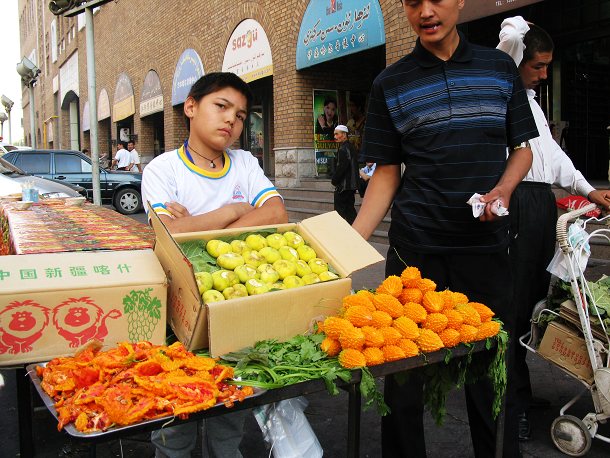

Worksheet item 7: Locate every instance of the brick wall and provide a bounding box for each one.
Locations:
[19,0,418,180]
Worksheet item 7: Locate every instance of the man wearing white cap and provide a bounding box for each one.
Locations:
[331,124,359,224]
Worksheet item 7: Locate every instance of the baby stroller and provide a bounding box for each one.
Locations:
[520,203,610,456]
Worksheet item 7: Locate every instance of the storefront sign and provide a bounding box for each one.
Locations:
[59,52,79,106]
[296,0,385,70]
[459,0,544,23]
[171,49,204,106]
[140,70,164,118]
[98,88,110,121]
[82,101,90,131]
[222,19,273,83]
[112,73,135,123]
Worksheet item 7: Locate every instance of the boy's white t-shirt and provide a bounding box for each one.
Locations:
[142,145,282,218]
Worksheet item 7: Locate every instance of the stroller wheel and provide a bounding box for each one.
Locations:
[551,415,592,457]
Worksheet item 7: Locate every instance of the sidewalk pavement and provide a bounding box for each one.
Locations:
[1,242,609,457]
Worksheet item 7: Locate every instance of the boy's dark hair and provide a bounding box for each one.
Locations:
[522,23,554,64]
[184,72,253,131]
[118,141,127,149]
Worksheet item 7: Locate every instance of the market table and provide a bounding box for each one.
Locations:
[16,340,497,457]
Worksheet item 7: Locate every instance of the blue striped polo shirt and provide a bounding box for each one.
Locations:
[362,33,538,254]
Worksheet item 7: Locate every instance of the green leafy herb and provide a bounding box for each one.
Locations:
[360,367,390,415]
[221,334,353,393]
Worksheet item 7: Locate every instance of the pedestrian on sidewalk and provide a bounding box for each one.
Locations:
[142,72,287,457]
[112,141,132,171]
[331,124,359,224]
[128,140,142,172]
[352,1,538,457]
[497,15,610,441]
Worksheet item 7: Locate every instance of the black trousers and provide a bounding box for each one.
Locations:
[508,182,557,413]
[381,246,520,458]
[334,190,357,224]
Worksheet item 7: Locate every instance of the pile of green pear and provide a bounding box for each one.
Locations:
[195,231,340,303]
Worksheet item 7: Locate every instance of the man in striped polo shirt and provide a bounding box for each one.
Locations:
[353,1,538,457]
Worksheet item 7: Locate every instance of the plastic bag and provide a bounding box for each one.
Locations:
[253,396,323,458]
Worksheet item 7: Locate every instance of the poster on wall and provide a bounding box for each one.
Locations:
[346,91,367,156]
[313,89,340,176]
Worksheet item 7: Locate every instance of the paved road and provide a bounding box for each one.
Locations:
[1,207,609,457]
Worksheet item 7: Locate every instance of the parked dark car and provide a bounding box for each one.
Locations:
[3,149,143,214]
[0,156,87,198]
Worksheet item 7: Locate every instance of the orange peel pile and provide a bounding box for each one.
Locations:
[36,341,253,433]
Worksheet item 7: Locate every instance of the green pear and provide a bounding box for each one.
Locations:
[295,259,312,277]
[216,252,245,270]
[273,259,297,280]
[245,278,270,295]
[283,231,305,249]
[266,233,288,249]
[308,258,328,275]
[211,269,239,292]
[283,275,305,289]
[258,265,280,284]
[202,289,225,303]
[319,271,340,282]
[234,264,259,283]
[270,282,286,290]
[223,283,248,299]
[245,234,268,251]
[230,239,248,254]
[243,250,264,268]
[259,246,282,263]
[206,239,231,258]
[194,271,214,294]
[301,272,321,285]
[278,246,299,262]
[297,245,317,262]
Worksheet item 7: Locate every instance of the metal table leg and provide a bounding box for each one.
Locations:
[16,367,34,458]
[347,382,361,458]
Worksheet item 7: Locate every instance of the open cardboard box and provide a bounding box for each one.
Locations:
[149,207,384,357]
[538,320,594,384]
[0,249,167,367]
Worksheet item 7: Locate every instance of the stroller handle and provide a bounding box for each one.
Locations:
[556,202,598,253]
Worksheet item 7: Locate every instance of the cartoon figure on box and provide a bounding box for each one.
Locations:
[0,300,50,354]
[52,297,121,348]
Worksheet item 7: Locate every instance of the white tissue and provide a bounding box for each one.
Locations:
[467,193,509,218]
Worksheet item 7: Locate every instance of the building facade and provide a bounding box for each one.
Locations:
[17,0,610,185]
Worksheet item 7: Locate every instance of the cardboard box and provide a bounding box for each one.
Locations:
[0,249,167,366]
[150,210,384,357]
[538,321,594,383]
[0,199,154,255]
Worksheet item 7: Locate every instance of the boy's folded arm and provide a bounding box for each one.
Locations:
[227,196,288,228]
[159,202,253,234]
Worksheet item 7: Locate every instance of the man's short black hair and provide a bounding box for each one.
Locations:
[522,23,554,64]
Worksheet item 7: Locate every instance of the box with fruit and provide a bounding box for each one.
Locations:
[148,210,384,357]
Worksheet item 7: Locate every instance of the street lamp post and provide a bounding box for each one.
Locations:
[1,95,13,144]
[0,112,7,140]
[16,57,40,148]
[49,0,113,206]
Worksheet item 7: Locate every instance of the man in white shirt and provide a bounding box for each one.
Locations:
[497,16,610,441]
[128,140,142,172]
[112,141,133,171]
